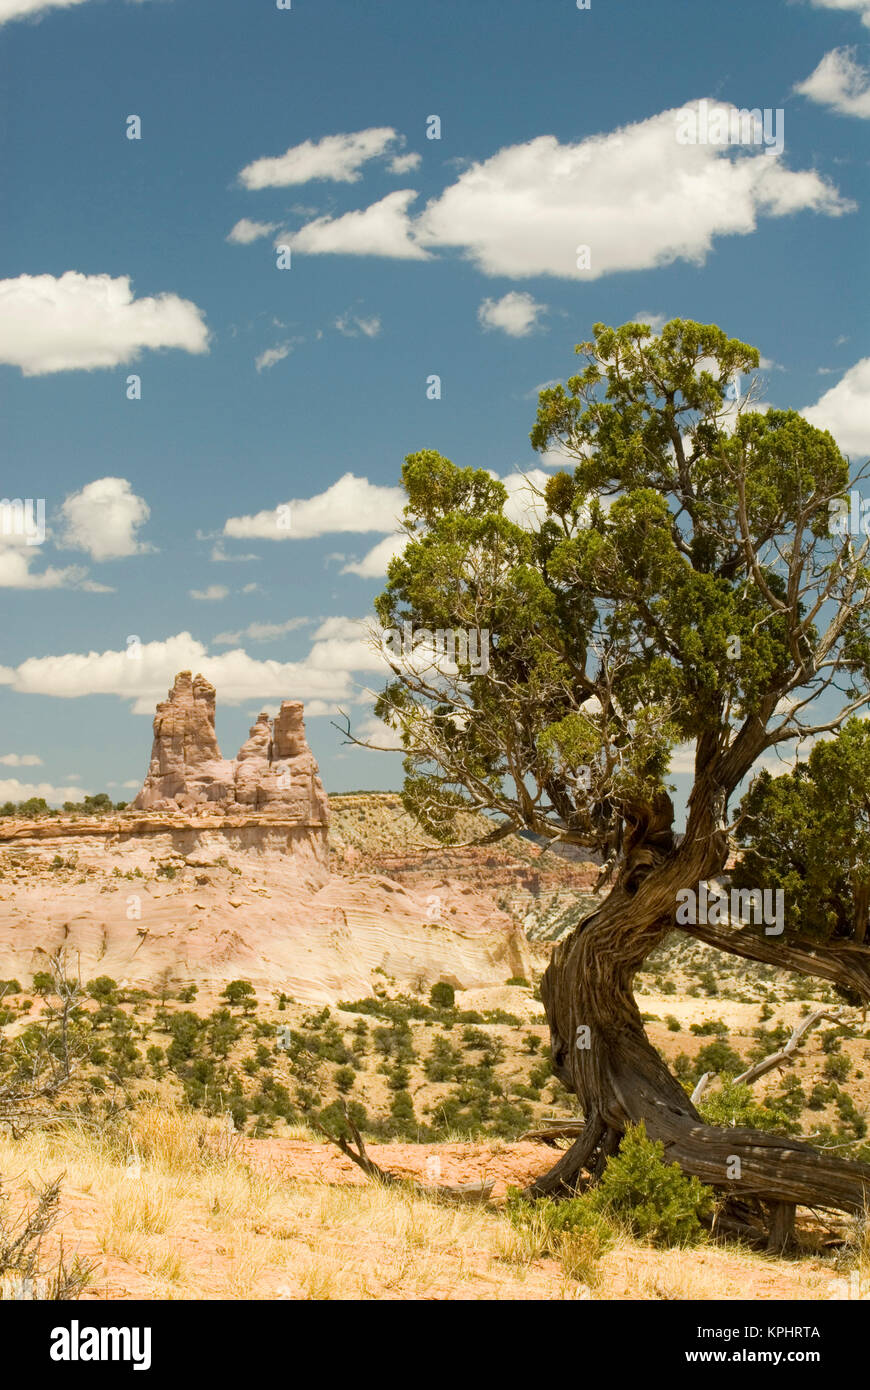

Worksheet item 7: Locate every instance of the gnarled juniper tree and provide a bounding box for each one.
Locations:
[368,319,870,1226]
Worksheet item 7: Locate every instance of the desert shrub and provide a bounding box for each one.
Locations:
[665,1015,681,1032]
[824,1053,852,1082]
[334,1065,356,1094]
[423,1035,462,1082]
[86,976,118,1004]
[339,996,433,1023]
[318,1099,369,1139]
[697,1078,796,1134]
[693,1041,745,1079]
[373,1020,415,1065]
[506,977,530,988]
[589,1122,714,1247]
[165,1012,202,1068]
[429,982,455,1010]
[205,1008,242,1058]
[222,980,256,1011]
[690,1018,728,1036]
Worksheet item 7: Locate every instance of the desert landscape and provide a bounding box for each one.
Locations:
[3,0,869,1333]
[1,673,868,1302]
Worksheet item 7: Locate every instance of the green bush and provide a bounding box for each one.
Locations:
[429,982,455,1010]
[697,1078,796,1134]
[589,1122,714,1247]
[824,1053,851,1082]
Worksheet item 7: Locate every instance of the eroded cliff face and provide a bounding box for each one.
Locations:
[0,830,532,1004]
[0,677,534,1001]
[131,672,329,829]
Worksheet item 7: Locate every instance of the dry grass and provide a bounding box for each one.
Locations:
[0,1105,849,1300]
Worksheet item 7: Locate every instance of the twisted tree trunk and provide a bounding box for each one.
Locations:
[527,791,870,1223]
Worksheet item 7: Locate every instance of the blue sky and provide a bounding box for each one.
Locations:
[1,0,868,813]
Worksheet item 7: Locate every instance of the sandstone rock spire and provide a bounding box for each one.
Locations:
[131,674,329,824]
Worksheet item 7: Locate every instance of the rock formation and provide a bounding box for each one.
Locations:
[131,672,329,825]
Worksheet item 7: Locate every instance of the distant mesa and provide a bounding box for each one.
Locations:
[131,670,329,825]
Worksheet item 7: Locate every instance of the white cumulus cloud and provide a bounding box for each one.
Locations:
[341,534,407,577]
[0,632,371,715]
[0,778,92,806]
[227,218,280,244]
[795,47,870,117]
[224,473,405,541]
[289,190,429,260]
[60,477,152,562]
[0,272,208,375]
[478,291,547,337]
[413,105,850,278]
[239,129,400,189]
[802,357,870,456]
[0,753,42,766]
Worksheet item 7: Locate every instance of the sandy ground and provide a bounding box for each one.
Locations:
[2,1132,844,1302]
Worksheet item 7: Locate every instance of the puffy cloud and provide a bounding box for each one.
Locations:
[226,218,280,244]
[289,190,429,260]
[389,152,422,174]
[0,753,42,766]
[0,526,91,589]
[795,47,870,117]
[0,778,92,806]
[478,291,547,337]
[189,585,228,601]
[0,628,394,715]
[0,272,208,375]
[60,477,152,562]
[802,357,870,456]
[239,129,400,189]
[341,534,407,577]
[276,105,848,278]
[414,106,849,278]
[224,473,405,541]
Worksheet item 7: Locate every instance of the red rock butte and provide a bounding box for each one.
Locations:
[132,671,329,829]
